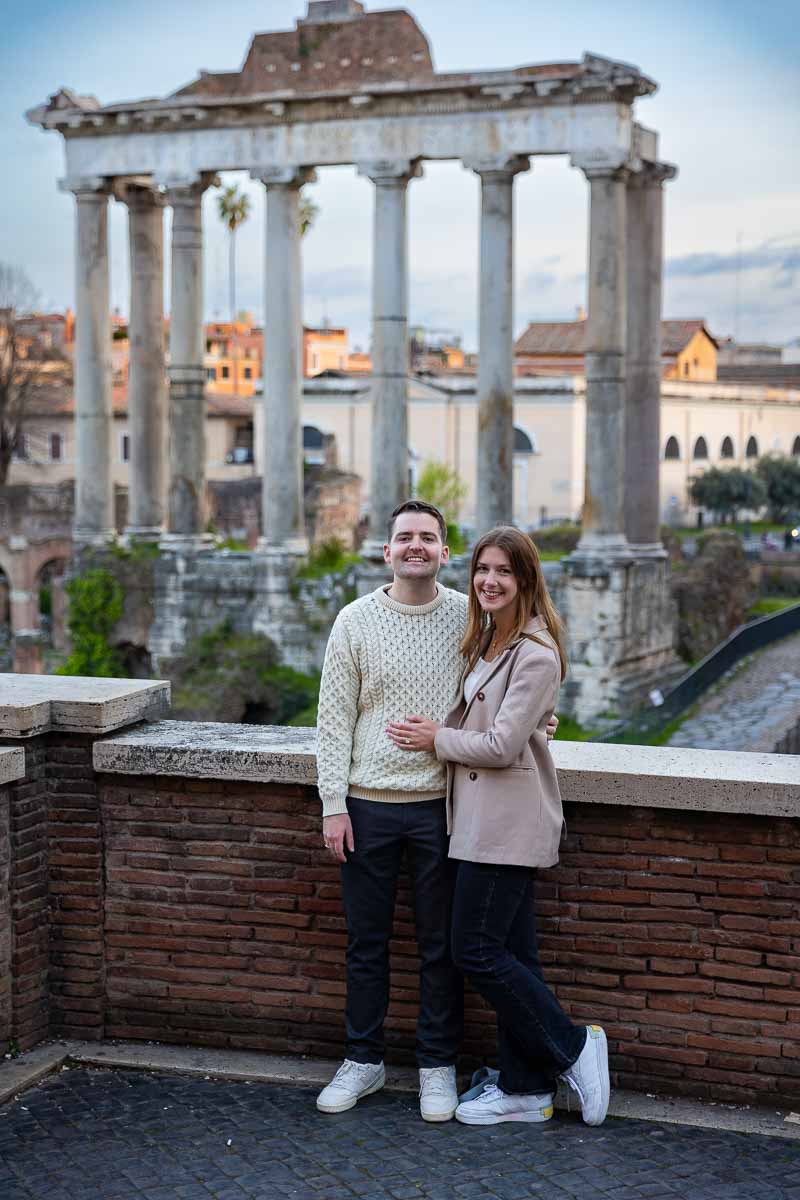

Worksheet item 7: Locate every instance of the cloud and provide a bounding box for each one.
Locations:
[666,236,800,280]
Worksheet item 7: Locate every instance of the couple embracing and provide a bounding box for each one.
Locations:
[315,500,609,1127]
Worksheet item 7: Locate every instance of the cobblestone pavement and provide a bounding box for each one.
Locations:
[1,1068,799,1200]
[667,630,800,751]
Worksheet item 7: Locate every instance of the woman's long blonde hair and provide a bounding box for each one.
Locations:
[460,525,567,681]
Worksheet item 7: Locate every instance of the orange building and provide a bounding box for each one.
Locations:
[514,318,719,381]
[205,317,262,396]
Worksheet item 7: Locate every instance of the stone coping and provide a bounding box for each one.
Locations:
[0,745,25,786]
[94,721,800,818]
[0,674,171,738]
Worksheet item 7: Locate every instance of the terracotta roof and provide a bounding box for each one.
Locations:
[514,319,718,357]
[26,380,253,419]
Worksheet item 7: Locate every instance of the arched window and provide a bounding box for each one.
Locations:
[745,435,759,459]
[513,426,536,454]
[693,436,708,460]
[720,436,734,459]
[303,424,327,465]
[793,435,800,457]
[664,435,680,460]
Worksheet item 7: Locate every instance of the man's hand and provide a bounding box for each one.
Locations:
[323,813,354,863]
[547,713,559,742]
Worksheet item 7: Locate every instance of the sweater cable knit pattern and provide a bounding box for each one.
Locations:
[317,584,469,817]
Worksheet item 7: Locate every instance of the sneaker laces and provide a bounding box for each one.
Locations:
[335,1060,378,1083]
[472,1083,505,1105]
[419,1067,453,1097]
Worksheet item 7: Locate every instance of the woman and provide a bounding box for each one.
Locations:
[387,525,609,1127]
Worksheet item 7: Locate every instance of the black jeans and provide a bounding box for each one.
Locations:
[341,796,463,1067]
[451,859,586,1095]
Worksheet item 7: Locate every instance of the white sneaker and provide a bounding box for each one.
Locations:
[419,1065,458,1122]
[455,1083,554,1126]
[560,1024,610,1126]
[316,1059,385,1113]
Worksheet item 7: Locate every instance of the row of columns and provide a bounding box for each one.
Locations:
[66,153,673,557]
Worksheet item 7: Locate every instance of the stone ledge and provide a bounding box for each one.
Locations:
[94,719,317,784]
[0,745,25,785]
[94,721,800,819]
[0,674,171,738]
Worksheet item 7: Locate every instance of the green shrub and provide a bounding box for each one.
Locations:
[530,524,581,556]
[56,569,124,677]
[297,538,359,580]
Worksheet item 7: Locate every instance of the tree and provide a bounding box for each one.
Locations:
[216,184,251,322]
[416,460,469,551]
[56,569,124,677]
[0,264,63,486]
[299,190,319,238]
[755,454,800,523]
[688,466,767,524]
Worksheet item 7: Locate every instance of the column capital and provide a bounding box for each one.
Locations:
[112,177,166,207]
[356,159,423,186]
[251,166,317,189]
[464,154,530,180]
[158,172,219,201]
[570,153,632,182]
[628,160,678,188]
[58,176,111,199]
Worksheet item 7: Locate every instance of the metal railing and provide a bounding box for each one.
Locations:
[600,601,800,744]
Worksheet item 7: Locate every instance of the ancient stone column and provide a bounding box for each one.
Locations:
[252,167,316,553]
[573,161,631,555]
[469,156,530,532]
[121,183,167,541]
[64,178,115,544]
[161,175,215,547]
[625,162,677,549]
[357,159,421,557]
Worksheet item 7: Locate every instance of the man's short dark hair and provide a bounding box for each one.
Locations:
[387,500,447,544]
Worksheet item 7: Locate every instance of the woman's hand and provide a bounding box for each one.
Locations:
[386,715,440,752]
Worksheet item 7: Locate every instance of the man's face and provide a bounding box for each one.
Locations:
[384,512,449,580]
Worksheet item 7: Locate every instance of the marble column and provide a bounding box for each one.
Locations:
[357,159,421,557]
[469,155,530,533]
[63,178,115,544]
[161,174,215,547]
[252,167,316,554]
[573,161,631,556]
[625,162,677,549]
[121,183,167,541]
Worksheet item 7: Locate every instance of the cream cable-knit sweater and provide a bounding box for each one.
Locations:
[317,583,469,817]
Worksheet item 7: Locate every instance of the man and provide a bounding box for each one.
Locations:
[315,500,555,1122]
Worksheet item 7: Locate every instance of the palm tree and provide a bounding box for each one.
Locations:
[217,183,251,322]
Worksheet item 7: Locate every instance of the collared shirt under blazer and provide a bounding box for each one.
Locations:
[433,616,563,869]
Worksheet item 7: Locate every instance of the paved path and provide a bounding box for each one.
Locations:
[667,630,800,751]
[1,1068,799,1200]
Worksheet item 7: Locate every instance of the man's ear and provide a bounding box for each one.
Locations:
[383,542,392,565]
[440,544,450,563]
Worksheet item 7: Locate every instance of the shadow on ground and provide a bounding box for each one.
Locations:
[1,1067,798,1200]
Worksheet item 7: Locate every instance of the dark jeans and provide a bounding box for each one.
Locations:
[451,859,586,1095]
[341,796,463,1068]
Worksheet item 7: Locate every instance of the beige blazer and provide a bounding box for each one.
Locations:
[433,616,564,869]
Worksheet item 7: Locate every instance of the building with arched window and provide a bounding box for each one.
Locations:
[721,436,735,459]
[693,436,708,460]
[745,435,759,458]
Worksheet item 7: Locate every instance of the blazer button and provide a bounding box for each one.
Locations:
[476,691,485,701]
[468,771,478,781]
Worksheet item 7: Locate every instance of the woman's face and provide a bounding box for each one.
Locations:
[473,545,519,617]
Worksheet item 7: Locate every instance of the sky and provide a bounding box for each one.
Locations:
[1,0,798,351]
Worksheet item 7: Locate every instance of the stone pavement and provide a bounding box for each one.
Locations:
[2,1067,800,1200]
[667,630,800,751]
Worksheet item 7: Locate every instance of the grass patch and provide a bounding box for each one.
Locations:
[747,596,800,618]
[554,716,597,741]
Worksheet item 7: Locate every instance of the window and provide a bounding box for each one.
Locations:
[243,366,252,380]
[683,361,690,377]
[693,436,708,460]
[745,435,759,458]
[303,424,327,465]
[206,368,216,381]
[49,433,63,462]
[664,435,681,460]
[513,426,537,454]
[720,436,734,459]
[120,434,130,463]
[221,366,230,380]
[11,433,29,462]
[792,435,800,457]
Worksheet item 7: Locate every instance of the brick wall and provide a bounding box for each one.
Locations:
[4,739,49,1051]
[97,774,800,1106]
[0,784,10,1046]
[47,735,105,1041]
